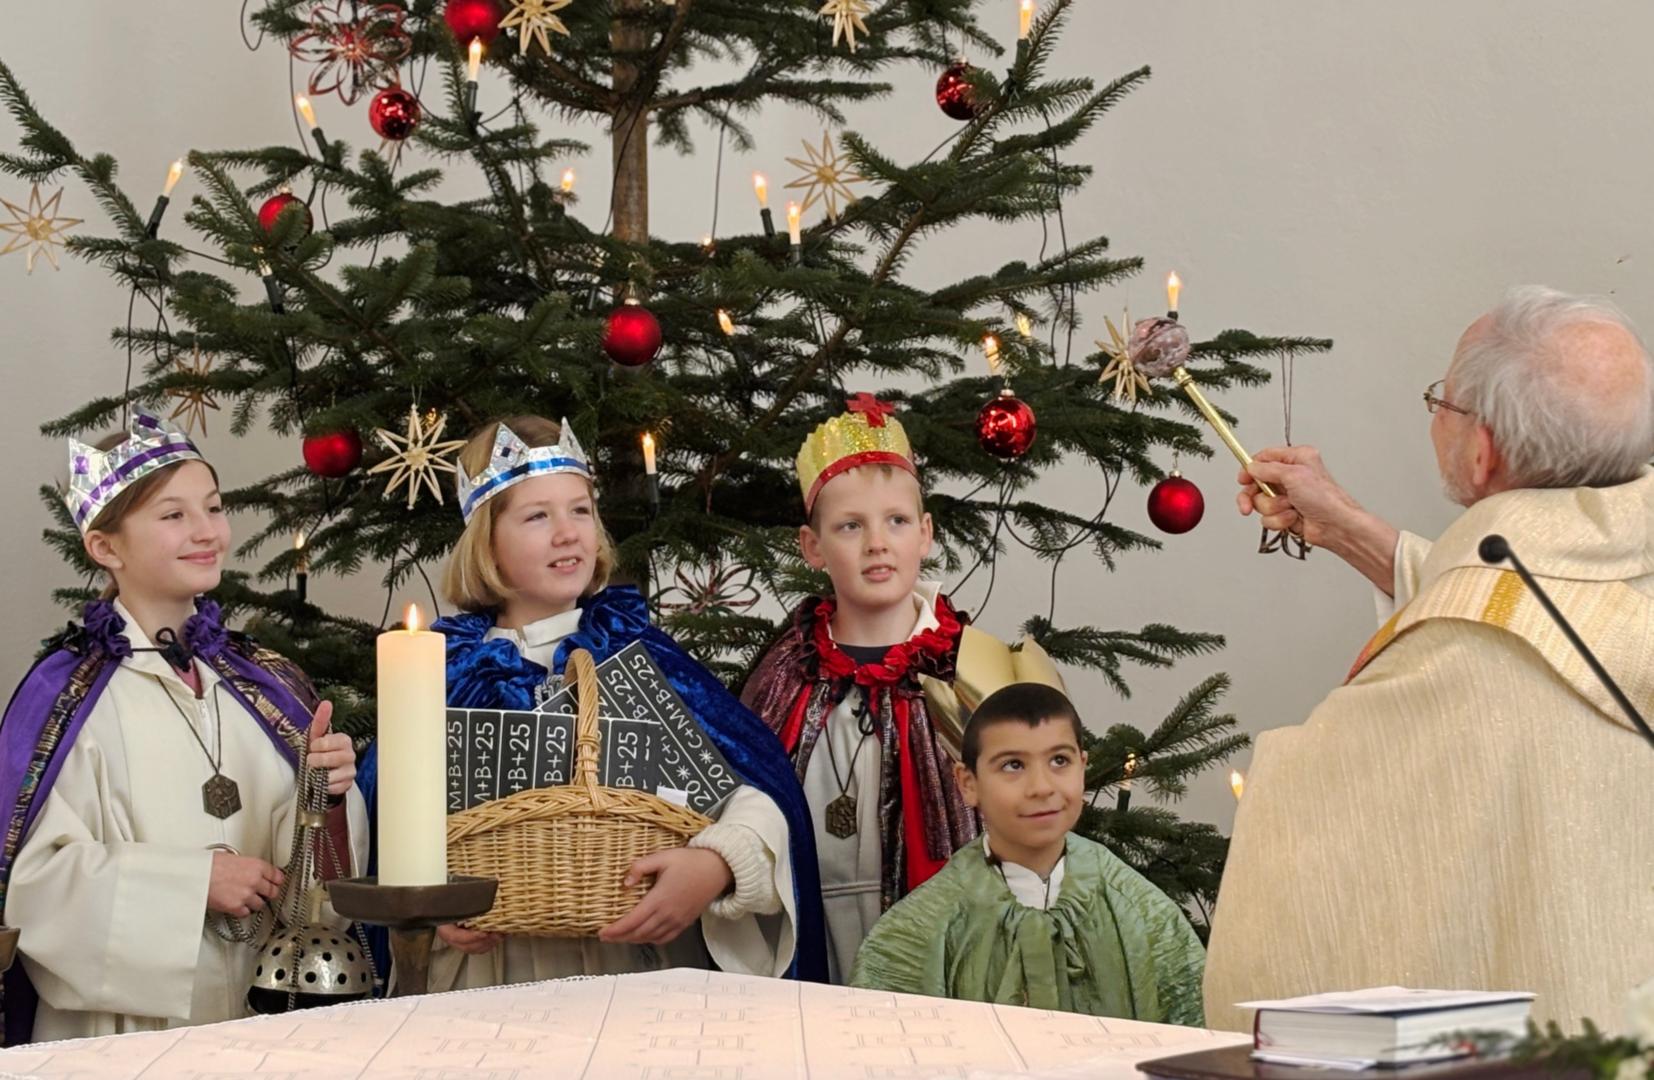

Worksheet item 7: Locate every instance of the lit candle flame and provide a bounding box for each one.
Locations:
[163,159,185,198]
[405,603,424,633]
[753,172,769,209]
[641,432,657,476]
[1015,312,1034,339]
[1229,769,1245,801]
[701,233,714,250]
[1167,270,1183,313]
[294,531,306,551]
[561,168,575,193]
[1019,0,1035,40]
[786,201,802,245]
[467,38,483,82]
[983,333,1001,375]
[717,309,735,336]
[295,95,318,131]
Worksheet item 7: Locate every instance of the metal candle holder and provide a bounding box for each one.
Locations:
[328,875,497,997]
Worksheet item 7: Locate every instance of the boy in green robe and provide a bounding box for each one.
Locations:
[849,683,1207,1024]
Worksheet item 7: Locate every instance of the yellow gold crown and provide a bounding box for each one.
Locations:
[796,393,917,512]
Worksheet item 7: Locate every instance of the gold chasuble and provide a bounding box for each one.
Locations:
[1204,473,1654,1035]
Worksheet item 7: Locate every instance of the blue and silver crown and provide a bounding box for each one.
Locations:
[457,418,594,523]
[66,412,205,534]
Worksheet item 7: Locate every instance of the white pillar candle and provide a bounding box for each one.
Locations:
[376,603,448,886]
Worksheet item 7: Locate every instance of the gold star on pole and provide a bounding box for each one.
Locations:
[368,405,467,509]
[785,132,865,221]
[1098,312,1153,404]
[0,184,82,274]
[166,345,222,438]
[818,0,871,52]
[500,0,573,55]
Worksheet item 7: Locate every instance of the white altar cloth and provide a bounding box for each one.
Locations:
[0,968,1248,1079]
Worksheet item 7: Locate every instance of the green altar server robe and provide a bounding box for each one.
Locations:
[850,833,1206,1025]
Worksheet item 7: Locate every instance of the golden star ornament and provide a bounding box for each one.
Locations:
[369,405,467,509]
[1097,311,1153,404]
[818,0,871,53]
[501,0,574,55]
[785,132,865,220]
[166,345,222,438]
[0,184,82,274]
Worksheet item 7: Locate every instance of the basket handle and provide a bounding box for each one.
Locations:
[561,648,606,803]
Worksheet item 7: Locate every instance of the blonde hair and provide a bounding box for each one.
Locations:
[83,431,220,600]
[443,416,616,612]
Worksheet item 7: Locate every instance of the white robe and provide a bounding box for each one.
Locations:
[6,601,369,1041]
[1204,476,1654,1034]
[429,609,797,991]
[805,583,941,984]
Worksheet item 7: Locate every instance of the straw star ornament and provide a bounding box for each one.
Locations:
[1097,312,1153,404]
[0,184,82,274]
[501,0,574,55]
[818,0,871,52]
[369,406,467,509]
[165,345,222,438]
[785,132,865,220]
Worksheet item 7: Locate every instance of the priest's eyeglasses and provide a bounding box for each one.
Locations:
[1422,381,1471,416]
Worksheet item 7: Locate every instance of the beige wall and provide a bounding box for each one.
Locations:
[4,2,1651,835]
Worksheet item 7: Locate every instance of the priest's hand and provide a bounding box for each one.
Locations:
[1238,445,1400,593]
[208,852,284,918]
[436,924,501,955]
[598,848,734,947]
[308,702,357,797]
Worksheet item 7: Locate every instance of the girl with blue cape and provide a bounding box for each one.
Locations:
[0,414,366,1044]
[360,416,825,986]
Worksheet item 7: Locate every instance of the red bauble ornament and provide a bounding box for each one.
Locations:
[302,429,364,478]
[443,0,504,46]
[935,60,980,122]
[369,86,422,141]
[257,192,313,239]
[602,300,664,367]
[976,390,1037,459]
[1147,471,1205,534]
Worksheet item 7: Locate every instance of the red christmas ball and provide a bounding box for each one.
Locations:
[302,429,364,478]
[369,86,422,141]
[602,301,664,367]
[935,60,980,122]
[976,390,1037,459]
[443,0,504,47]
[1147,471,1205,534]
[257,192,312,239]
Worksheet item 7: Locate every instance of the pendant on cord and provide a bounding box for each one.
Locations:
[825,794,858,839]
[203,774,243,819]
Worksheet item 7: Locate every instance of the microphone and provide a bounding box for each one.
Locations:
[1480,533,1654,750]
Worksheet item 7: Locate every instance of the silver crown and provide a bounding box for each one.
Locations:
[65,412,205,533]
[457,418,594,523]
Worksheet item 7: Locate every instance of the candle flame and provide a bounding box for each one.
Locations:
[717,309,735,336]
[1229,769,1245,800]
[1015,312,1033,339]
[164,159,185,197]
[1019,0,1035,38]
[701,233,715,250]
[1166,270,1183,312]
[405,603,423,633]
[295,95,317,130]
[561,168,575,193]
[1124,751,1138,778]
[294,531,306,551]
[983,333,1001,375]
[467,37,483,80]
[642,432,656,455]
[753,172,769,208]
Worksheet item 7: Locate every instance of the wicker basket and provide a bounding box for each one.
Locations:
[445,648,713,937]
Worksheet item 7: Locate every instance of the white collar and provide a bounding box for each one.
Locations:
[982,832,1066,911]
[112,597,217,692]
[487,606,584,650]
[825,581,944,647]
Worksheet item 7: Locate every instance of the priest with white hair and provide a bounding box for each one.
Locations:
[1203,286,1654,1033]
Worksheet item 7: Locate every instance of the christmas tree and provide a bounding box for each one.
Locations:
[0,0,1327,936]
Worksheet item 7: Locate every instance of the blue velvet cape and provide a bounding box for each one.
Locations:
[359,586,826,982]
